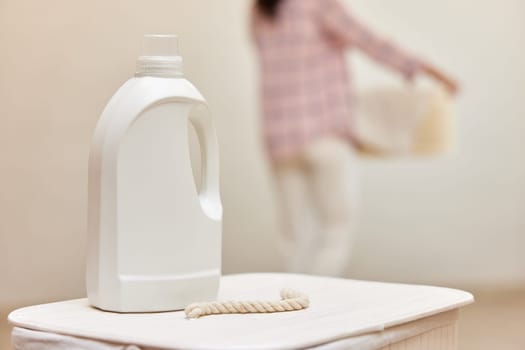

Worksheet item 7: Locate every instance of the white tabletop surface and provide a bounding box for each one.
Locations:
[9,273,473,350]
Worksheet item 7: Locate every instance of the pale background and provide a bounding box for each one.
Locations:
[1,0,524,343]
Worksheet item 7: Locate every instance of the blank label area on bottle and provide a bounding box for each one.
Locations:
[116,103,220,277]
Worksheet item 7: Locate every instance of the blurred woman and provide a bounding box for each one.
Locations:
[251,0,457,276]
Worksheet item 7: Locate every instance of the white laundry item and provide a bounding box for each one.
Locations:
[354,86,455,156]
[11,311,458,350]
[11,327,132,350]
[9,273,474,350]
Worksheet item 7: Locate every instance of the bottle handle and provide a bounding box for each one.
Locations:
[189,104,222,220]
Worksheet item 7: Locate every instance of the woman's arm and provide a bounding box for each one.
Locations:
[421,62,459,95]
[319,0,459,94]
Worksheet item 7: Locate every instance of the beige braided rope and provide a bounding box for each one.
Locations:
[184,289,309,319]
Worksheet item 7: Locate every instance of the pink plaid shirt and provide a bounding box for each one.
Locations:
[252,0,424,161]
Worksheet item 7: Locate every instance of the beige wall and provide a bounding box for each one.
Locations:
[1,0,524,329]
[348,0,525,286]
[0,0,276,309]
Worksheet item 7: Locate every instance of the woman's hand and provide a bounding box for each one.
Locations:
[422,63,460,96]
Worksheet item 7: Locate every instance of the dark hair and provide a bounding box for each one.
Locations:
[256,0,284,19]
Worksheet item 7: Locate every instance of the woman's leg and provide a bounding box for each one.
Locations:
[273,160,318,273]
[304,137,359,276]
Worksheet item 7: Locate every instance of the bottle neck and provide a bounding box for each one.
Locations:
[135,55,183,78]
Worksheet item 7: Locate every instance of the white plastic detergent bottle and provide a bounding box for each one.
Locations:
[87,35,222,313]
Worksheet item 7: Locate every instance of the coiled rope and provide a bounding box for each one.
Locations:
[184,289,309,319]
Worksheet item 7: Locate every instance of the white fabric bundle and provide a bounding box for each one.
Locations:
[354,86,455,156]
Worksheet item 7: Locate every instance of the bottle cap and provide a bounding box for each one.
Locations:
[136,35,183,78]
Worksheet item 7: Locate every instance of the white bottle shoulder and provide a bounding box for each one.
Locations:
[90,77,206,163]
